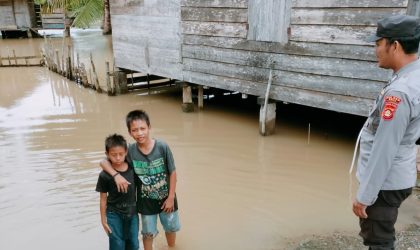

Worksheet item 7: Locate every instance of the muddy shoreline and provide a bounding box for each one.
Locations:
[288,189,420,250]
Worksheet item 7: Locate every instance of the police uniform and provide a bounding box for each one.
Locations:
[356,15,420,249]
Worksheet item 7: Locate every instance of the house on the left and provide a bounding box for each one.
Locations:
[0,0,67,38]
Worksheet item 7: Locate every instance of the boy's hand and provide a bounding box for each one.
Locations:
[114,174,130,193]
[161,196,174,213]
[102,223,112,235]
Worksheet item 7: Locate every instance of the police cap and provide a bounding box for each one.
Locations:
[367,15,420,42]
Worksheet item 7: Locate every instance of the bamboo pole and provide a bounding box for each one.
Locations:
[198,85,204,109]
[7,47,11,65]
[61,32,66,75]
[90,53,101,92]
[89,68,93,88]
[55,49,60,73]
[71,45,75,76]
[307,123,311,145]
[13,50,17,65]
[80,63,88,87]
[67,45,72,79]
[106,61,112,95]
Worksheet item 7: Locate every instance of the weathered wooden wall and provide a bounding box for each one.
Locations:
[110,0,182,80]
[0,0,36,30]
[181,0,408,116]
[0,0,17,29]
[110,0,411,116]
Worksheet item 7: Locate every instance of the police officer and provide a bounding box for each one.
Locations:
[353,15,420,250]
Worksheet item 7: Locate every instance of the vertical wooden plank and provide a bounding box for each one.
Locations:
[198,85,204,109]
[248,0,291,43]
[407,0,420,16]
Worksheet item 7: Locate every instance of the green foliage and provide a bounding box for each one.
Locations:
[36,0,104,28]
[70,0,104,28]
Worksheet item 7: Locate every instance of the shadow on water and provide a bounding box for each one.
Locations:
[203,92,366,140]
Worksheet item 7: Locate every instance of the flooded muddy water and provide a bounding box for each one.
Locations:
[0,30,419,250]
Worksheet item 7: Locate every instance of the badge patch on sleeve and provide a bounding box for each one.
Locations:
[381,96,401,120]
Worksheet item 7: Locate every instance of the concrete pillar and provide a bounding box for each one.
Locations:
[113,70,128,95]
[258,97,276,136]
[198,85,204,109]
[182,83,194,112]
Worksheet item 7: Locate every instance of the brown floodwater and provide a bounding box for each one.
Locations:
[0,30,419,250]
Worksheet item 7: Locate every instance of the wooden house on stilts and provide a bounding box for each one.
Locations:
[0,0,39,37]
[110,0,420,135]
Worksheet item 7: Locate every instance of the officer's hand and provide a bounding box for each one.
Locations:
[114,174,130,193]
[352,200,368,218]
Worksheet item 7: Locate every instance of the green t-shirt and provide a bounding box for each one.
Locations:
[127,139,178,215]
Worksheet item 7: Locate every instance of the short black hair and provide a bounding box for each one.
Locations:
[126,110,151,130]
[386,36,420,54]
[105,134,128,152]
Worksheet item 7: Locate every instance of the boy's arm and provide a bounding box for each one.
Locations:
[100,193,112,235]
[161,171,177,213]
[99,159,130,193]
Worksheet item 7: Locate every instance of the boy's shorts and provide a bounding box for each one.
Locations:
[141,210,180,238]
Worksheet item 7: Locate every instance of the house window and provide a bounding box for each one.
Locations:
[408,0,420,16]
[247,0,291,43]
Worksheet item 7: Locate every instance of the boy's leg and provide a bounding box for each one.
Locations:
[165,232,176,247]
[159,210,181,247]
[125,214,140,250]
[141,214,158,250]
[106,211,125,250]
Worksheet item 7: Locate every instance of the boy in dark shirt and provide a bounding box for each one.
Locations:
[96,134,139,250]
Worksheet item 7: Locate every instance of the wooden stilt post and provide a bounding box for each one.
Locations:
[182,83,194,112]
[27,29,32,38]
[258,97,276,136]
[106,61,114,95]
[12,49,17,65]
[113,68,128,95]
[259,63,276,136]
[198,85,204,109]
